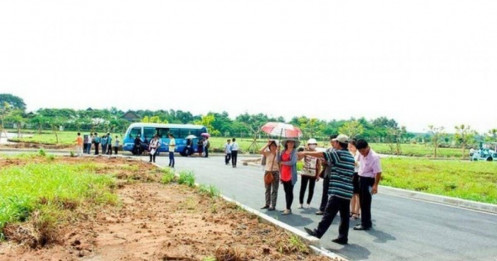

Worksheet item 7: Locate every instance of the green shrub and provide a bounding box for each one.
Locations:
[38,149,46,157]
[161,168,176,184]
[178,170,196,187]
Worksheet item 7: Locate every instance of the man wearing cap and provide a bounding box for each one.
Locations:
[353,139,382,231]
[316,134,338,215]
[300,134,355,245]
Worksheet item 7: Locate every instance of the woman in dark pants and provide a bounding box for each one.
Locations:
[279,139,299,215]
[298,138,321,209]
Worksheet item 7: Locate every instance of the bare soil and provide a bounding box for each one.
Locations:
[0,157,337,261]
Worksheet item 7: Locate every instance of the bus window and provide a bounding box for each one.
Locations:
[169,128,180,138]
[129,127,141,138]
[144,127,157,141]
[156,128,170,138]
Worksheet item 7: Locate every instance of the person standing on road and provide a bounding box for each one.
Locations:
[204,137,210,158]
[279,139,299,215]
[316,135,338,215]
[168,133,176,168]
[113,135,120,155]
[349,140,361,220]
[302,134,355,245]
[298,138,321,209]
[260,140,280,211]
[224,139,232,165]
[106,133,113,155]
[75,132,84,157]
[148,135,160,163]
[93,133,101,155]
[83,134,90,154]
[133,134,142,155]
[354,139,382,231]
[231,138,239,168]
[101,134,108,155]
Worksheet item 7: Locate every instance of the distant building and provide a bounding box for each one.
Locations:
[122,111,140,122]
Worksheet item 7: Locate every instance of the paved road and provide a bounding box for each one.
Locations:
[151,155,497,261]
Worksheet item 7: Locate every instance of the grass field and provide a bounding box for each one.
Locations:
[10,131,468,158]
[0,156,117,239]
[381,158,497,204]
[9,131,123,146]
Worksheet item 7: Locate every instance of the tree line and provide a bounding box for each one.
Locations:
[1,93,497,153]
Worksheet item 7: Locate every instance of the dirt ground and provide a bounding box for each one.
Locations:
[0,157,337,261]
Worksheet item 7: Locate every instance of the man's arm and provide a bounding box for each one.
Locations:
[372,172,382,194]
[297,151,324,158]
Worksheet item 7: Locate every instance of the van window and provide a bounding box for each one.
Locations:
[156,128,170,138]
[129,127,141,138]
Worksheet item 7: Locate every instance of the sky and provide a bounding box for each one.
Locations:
[1,0,496,133]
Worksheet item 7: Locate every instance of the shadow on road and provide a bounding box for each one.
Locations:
[367,229,396,244]
[330,243,371,260]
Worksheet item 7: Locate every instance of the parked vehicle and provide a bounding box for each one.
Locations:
[123,123,207,156]
[471,148,497,161]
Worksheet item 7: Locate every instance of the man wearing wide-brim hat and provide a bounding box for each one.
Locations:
[298,134,355,245]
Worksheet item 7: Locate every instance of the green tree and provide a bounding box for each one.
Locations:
[338,120,364,139]
[195,114,220,136]
[454,124,477,159]
[428,125,445,158]
[0,102,12,131]
[0,94,26,112]
[5,110,25,138]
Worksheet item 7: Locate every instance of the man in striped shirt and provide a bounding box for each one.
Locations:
[299,134,355,245]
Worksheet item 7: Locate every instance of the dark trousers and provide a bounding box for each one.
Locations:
[315,196,350,240]
[225,153,231,165]
[359,176,375,228]
[113,146,118,155]
[300,175,316,205]
[231,151,238,167]
[205,147,209,157]
[101,144,107,154]
[319,176,330,211]
[149,150,158,162]
[282,181,294,210]
[107,144,112,155]
[94,143,100,155]
[169,152,175,168]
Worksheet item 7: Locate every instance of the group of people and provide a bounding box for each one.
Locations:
[135,133,176,167]
[259,134,382,245]
[223,138,240,167]
[75,132,120,156]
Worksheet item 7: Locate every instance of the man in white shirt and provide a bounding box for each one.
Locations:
[231,138,239,168]
[168,133,176,168]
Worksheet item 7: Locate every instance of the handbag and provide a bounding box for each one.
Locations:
[264,171,274,185]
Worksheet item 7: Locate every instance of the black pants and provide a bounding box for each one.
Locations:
[225,153,231,165]
[319,176,330,211]
[102,144,107,154]
[315,196,350,240]
[231,151,238,167]
[205,147,209,157]
[169,152,175,168]
[107,144,112,155]
[299,175,316,205]
[359,176,375,228]
[282,181,294,210]
[114,146,118,155]
[94,143,100,155]
[149,150,158,162]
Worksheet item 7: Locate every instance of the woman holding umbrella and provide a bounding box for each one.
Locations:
[279,139,299,215]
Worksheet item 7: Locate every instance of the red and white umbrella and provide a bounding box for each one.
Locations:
[261,122,303,138]
[201,133,210,137]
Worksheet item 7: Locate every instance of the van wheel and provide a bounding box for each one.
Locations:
[487,157,493,162]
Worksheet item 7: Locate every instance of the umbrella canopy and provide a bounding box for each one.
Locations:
[185,135,197,139]
[201,133,210,137]
[261,122,303,138]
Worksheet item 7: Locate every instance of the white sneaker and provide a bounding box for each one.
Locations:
[306,204,311,209]
[298,204,304,209]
